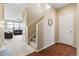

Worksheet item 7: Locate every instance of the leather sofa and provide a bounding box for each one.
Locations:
[4,32,13,39]
[13,30,22,35]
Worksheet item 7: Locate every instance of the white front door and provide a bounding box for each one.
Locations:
[59,12,75,46]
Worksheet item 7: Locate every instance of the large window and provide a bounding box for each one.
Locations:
[14,22,23,30]
[20,23,23,30]
[14,22,19,30]
[7,22,13,32]
[6,21,23,32]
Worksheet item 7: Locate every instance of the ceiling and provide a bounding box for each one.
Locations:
[4,3,71,21]
[4,3,28,20]
[48,3,71,9]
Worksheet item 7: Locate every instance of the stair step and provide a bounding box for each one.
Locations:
[29,40,36,49]
[29,33,36,49]
[32,38,36,42]
[33,35,36,38]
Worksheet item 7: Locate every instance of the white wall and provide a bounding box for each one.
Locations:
[0,22,4,48]
[76,3,79,56]
[22,9,28,43]
[36,10,56,51]
[0,4,4,48]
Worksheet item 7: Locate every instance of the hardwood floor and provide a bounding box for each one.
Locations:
[28,43,76,56]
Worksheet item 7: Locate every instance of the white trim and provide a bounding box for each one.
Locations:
[29,32,36,41]
[57,41,76,48]
[36,42,55,52]
[73,45,76,48]
[36,24,38,52]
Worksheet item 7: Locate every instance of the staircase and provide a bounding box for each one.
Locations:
[29,33,36,49]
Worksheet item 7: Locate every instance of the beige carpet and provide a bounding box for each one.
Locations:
[2,35,35,56]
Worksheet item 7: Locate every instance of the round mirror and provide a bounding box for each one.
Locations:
[48,19,53,27]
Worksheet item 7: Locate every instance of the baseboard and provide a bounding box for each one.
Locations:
[56,41,76,48]
[35,41,76,52]
[72,45,76,48]
[36,42,55,52]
